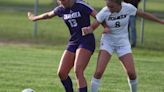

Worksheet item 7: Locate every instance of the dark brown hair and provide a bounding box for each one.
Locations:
[106,0,123,5]
[114,0,123,5]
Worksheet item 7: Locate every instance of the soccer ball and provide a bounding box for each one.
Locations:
[22,88,35,92]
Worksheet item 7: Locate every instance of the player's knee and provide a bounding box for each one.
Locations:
[57,71,68,80]
[128,72,137,80]
[74,68,84,79]
[94,71,103,79]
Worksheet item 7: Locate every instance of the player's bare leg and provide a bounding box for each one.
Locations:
[74,48,92,92]
[91,50,112,92]
[57,50,75,92]
[119,53,137,92]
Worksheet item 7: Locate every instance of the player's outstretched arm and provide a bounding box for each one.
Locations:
[82,20,100,36]
[88,10,110,35]
[137,10,164,24]
[82,9,99,35]
[90,9,97,19]
[27,11,56,21]
[101,22,110,34]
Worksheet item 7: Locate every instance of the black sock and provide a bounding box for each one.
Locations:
[61,76,74,92]
[78,86,87,92]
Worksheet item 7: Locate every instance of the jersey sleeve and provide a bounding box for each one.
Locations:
[78,1,94,15]
[127,3,137,16]
[53,6,63,17]
[96,7,107,23]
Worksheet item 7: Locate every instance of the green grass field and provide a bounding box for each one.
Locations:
[0,44,164,92]
[0,0,164,92]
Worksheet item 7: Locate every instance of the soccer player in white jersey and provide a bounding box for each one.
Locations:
[82,0,164,92]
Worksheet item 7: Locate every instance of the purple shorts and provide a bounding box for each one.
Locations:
[66,35,95,53]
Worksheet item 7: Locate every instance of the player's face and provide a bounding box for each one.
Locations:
[59,0,72,7]
[105,0,120,12]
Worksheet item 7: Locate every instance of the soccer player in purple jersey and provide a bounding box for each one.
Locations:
[27,0,105,92]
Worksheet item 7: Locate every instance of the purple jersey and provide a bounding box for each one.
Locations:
[54,1,94,45]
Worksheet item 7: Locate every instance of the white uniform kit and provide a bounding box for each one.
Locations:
[96,2,137,57]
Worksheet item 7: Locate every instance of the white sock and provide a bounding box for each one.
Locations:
[128,79,137,92]
[91,77,100,92]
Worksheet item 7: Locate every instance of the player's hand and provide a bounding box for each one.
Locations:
[103,27,111,34]
[82,26,93,36]
[27,12,36,21]
[160,19,164,24]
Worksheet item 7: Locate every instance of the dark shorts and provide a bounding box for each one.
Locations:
[66,35,95,53]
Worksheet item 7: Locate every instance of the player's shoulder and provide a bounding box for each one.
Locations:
[122,2,137,13]
[101,6,109,12]
[54,5,64,10]
[122,2,136,9]
[53,5,65,16]
[76,0,87,5]
[96,6,110,21]
[75,1,93,9]
[99,6,111,14]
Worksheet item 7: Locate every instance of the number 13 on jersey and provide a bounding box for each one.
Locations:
[68,19,78,27]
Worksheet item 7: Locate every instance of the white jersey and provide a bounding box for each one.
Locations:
[96,2,137,46]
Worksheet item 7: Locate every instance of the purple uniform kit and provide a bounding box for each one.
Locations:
[27,0,99,92]
[54,1,95,53]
